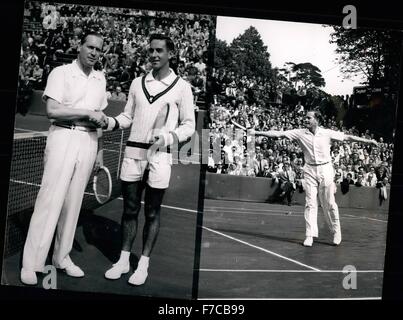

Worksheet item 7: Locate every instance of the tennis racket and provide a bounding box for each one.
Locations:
[93,144,112,204]
[231,119,247,131]
[117,129,124,179]
[147,103,177,158]
[93,165,112,204]
[92,130,112,204]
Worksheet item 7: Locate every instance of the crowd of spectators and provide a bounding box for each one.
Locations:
[208,67,394,201]
[18,2,214,114]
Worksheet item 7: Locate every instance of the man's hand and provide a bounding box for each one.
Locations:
[370,139,378,147]
[149,134,165,147]
[147,133,170,162]
[88,111,108,128]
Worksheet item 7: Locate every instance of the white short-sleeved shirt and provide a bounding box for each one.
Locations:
[43,60,108,112]
[282,127,345,165]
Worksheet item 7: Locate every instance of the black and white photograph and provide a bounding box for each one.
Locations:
[3,0,403,308]
[1,0,215,300]
[199,15,401,299]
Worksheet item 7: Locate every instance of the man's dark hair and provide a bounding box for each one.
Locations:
[80,32,103,45]
[149,33,175,52]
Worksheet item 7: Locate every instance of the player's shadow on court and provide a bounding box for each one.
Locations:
[79,211,139,266]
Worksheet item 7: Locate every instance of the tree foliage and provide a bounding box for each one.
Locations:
[214,26,273,80]
[287,62,326,88]
[329,26,401,89]
[229,26,272,80]
[213,39,233,70]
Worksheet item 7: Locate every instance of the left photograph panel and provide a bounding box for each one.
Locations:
[1,0,215,299]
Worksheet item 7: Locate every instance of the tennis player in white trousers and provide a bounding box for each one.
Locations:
[102,34,195,285]
[20,32,108,285]
[251,110,378,247]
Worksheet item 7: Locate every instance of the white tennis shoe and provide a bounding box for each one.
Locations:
[64,263,85,277]
[20,268,37,285]
[105,261,130,280]
[303,236,313,247]
[128,267,148,286]
[333,231,342,245]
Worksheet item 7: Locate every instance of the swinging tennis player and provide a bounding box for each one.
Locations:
[250,110,377,247]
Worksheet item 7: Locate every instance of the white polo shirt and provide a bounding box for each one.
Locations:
[282,127,345,165]
[43,60,108,112]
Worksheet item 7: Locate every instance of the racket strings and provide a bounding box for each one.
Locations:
[94,167,112,203]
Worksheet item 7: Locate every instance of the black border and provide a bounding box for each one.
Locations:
[1,0,403,311]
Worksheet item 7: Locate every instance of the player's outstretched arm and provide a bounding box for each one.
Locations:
[249,129,287,139]
[344,134,378,146]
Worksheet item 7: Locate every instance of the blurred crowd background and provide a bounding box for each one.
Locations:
[18,1,215,113]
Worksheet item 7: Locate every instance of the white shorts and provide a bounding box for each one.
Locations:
[120,157,171,189]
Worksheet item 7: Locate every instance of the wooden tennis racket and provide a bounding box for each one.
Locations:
[231,119,247,131]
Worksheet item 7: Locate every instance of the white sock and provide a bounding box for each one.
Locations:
[118,251,131,264]
[138,255,150,270]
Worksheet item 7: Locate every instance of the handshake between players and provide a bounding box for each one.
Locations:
[88,110,108,129]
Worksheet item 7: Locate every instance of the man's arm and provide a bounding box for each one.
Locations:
[344,134,378,146]
[104,81,136,131]
[44,66,107,126]
[93,129,104,172]
[46,97,106,126]
[249,129,289,139]
[165,82,196,146]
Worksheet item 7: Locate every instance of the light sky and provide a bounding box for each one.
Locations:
[216,16,366,96]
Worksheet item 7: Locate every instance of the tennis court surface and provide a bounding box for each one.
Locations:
[198,199,387,299]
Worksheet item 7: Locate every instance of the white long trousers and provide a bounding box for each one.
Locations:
[22,125,98,271]
[303,162,341,237]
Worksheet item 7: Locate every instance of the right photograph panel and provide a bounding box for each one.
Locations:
[198,15,401,299]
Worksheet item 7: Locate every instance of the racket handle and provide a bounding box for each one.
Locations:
[117,130,124,179]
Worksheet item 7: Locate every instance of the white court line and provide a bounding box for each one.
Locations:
[344,214,387,223]
[206,206,291,213]
[14,128,44,133]
[204,209,386,223]
[205,207,297,214]
[202,226,321,271]
[205,208,300,216]
[198,297,382,300]
[117,197,198,214]
[10,179,98,197]
[9,179,386,224]
[159,203,198,213]
[199,269,383,273]
[10,180,199,213]
[206,207,388,223]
